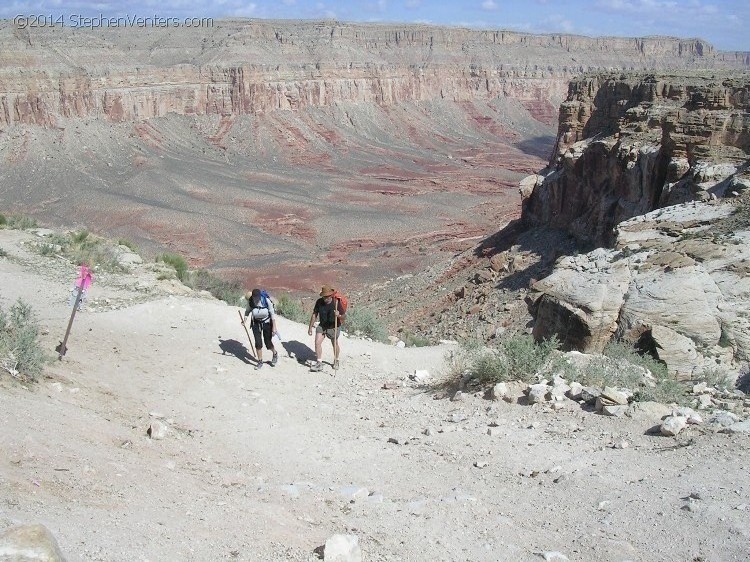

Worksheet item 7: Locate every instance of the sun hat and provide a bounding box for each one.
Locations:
[319,284,335,297]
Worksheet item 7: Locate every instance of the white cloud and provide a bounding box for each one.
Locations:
[230,2,257,17]
[405,0,421,8]
[481,0,498,10]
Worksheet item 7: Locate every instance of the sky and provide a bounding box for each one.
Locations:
[1,0,748,51]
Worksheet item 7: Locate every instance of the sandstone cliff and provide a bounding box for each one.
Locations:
[524,71,750,377]
[522,71,750,245]
[1,20,747,127]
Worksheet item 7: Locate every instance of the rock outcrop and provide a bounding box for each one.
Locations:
[529,195,750,378]
[522,72,750,245]
[1,21,748,127]
[525,71,750,377]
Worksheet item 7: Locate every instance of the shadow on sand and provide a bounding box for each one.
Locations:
[218,338,253,364]
[281,340,317,364]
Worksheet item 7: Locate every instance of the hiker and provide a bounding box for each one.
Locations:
[308,284,345,371]
[244,288,279,370]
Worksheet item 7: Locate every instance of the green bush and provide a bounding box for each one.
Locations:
[0,214,6,227]
[157,253,188,281]
[276,294,308,323]
[33,231,126,272]
[452,334,560,385]
[603,340,668,379]
[0,299,46,382]
[0,247,7,257]
[72,230,89,244]
[401,331,431,347]
[344,306,389,342]
[6,215,38,230]
[182,269,245,306]
[697,366,736,390]
[632,377,687,405]
[117,239,138,252]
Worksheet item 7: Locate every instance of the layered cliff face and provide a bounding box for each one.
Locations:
[522,72,750,245]
[525,72,750,377]
[1,20,747,127]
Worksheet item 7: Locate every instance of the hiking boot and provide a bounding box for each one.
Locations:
[271,352,278,367]
[309,361,323,372]
[333,359,340,370]
[255,361,264,370]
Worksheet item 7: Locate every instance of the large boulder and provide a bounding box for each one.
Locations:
[0,524,67,562]
[529,201,750,377]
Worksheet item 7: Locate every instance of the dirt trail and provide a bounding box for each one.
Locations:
[1,229,749,562]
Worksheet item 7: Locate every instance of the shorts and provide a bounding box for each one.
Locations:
[316,325,341,340]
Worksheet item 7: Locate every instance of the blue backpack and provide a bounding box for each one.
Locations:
[259,290,272,309]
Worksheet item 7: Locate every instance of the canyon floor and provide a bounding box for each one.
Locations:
[1,228,749,562]
[0,96,549,297]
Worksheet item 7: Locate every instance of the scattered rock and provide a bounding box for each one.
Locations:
[697,394,713,409]
[601,404,629,417]
[601,387,629,405]
[527,383,549,404]
[566,382,584,401]
[707,411,740,427]
[628,401,673,420]
[410,369,431,382]
[660,416,688,437]
[720,420,750,434]
[491,382,509,401]
[580,387,601,405]
[147,420,168,440]
[324,534,362,562]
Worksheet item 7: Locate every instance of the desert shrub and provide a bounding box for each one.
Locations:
[0,247,7,257]
[455,334,560,385]
[401,331,431,347]
[632,377,687,405]
[182,269,245,306]
[72,230,89,244]
[6,215,38,230]
[117,239,138,252]
[558,352,643,390]
[276,294,308,323]
[34,231,125,272]
[0,214,6,227]
[344,306,389,342]
[603,340,668,379]
[157,253,188,281]
[697,366,736,390]
[0,299,46,382]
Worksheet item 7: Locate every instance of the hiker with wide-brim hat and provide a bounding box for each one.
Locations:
[244,288,279,370]
[308,284,345,372]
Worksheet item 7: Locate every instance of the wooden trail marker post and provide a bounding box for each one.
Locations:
[57,265,93,359]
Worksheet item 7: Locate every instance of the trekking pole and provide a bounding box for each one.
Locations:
[238,311,258,361]
[333,296,339,372]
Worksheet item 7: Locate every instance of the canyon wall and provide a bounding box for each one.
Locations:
[522,71,750,245]
[1,20,748,127]
[524,71,750,376]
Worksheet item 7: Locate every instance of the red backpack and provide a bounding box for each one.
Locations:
[333,291,348,316]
